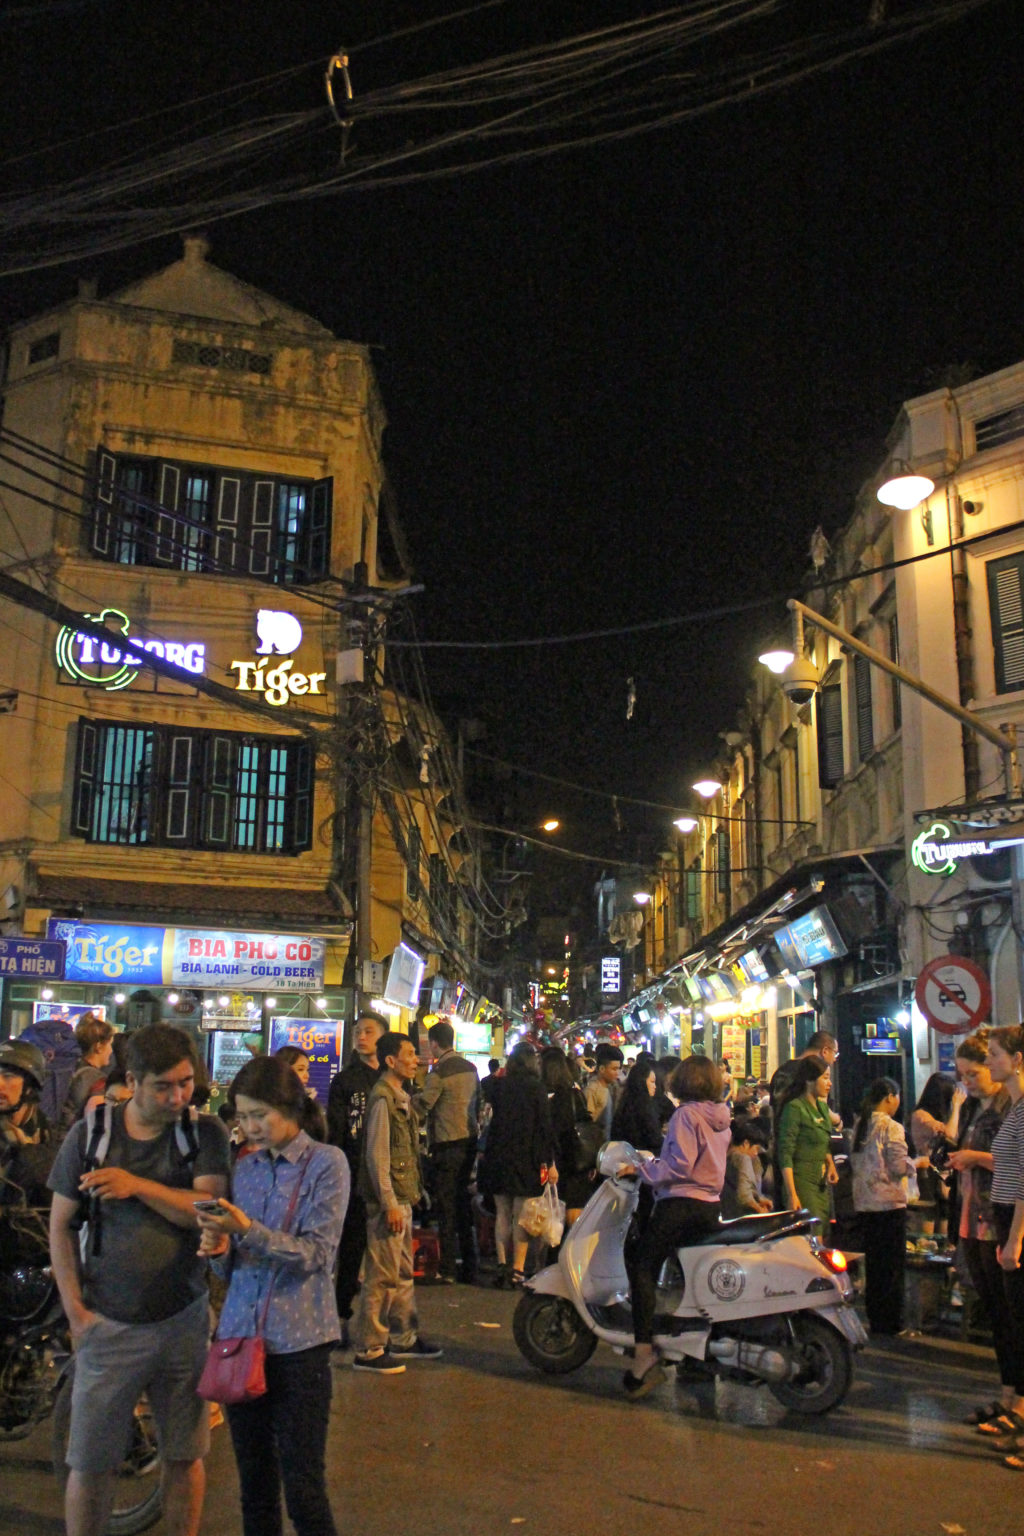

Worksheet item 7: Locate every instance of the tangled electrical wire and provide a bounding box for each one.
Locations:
[0,0,1000,277]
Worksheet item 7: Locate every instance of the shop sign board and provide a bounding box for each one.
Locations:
[0,936,66,979]
[914,954,991,1036]
[774,905,847,971]
[47,920,325,990]
[601,956,621,994]
[269,1016,343,1101]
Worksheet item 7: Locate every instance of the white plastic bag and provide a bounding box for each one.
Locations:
[518,1183,565,1246]
[542,1183,566,1247]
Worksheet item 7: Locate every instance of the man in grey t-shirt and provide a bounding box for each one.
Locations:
[48,1023,229,1536]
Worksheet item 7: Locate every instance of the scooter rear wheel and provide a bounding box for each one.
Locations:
[513,1292,597,1375]
[768,1313,852,1415]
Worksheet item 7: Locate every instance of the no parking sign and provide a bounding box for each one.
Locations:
[914,954,991,1036]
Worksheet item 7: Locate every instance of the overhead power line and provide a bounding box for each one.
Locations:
[0,0,998,277]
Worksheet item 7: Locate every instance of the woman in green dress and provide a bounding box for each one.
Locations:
[776,1053,838,1226]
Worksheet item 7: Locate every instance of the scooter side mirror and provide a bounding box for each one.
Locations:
[598,1139,640,1178]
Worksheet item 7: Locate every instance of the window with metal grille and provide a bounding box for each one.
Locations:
[974,403,1024,453]
[73,719,312,854]
[171,338,273,375]
[90,449,332,583]
[987,552,1024,694]
[853,652,874,762]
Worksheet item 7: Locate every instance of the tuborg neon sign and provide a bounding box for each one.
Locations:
[912,819,1024,877]
[55,608,205,691]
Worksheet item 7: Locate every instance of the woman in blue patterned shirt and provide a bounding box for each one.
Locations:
[197,1055,349,1534]
[985,1025,1024,1469]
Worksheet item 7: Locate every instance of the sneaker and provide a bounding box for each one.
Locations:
[389,1337,443,1359]
[352,1350,406,1374]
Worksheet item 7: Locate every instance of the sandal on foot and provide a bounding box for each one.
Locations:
[978,1408,1024,1437]
[966,1400,1006,1426]
[623,1361,667,1400]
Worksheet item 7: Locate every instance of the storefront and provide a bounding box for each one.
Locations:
[1,915,352,1102]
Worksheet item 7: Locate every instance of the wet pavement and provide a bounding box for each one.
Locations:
[1,1283,1017,1536]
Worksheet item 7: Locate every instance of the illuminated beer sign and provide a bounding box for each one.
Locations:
[55,607,326,708]
[229,610,326,707]
[55,608,206,690]
[912,819,1024,878]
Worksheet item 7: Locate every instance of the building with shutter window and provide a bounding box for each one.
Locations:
[0,238,479,1066]
[632,356,1024,1113]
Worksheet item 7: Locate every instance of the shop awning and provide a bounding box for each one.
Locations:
[31,874,354,932]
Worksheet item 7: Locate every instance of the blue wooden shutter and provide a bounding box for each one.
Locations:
[987,552,1024,693]
[250,480,274,577]
[90,449,117,558]
[203,734,236,846]
[164,733,195,843]
[212,476,241,575]
[289,741,313,852]
[816,665,845,788]
[154,462,180,566]
[305,477,332,580]
[73,719,99,835]
[854,653,874,761]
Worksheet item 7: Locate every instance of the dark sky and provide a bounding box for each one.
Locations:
[3,0,1023,872]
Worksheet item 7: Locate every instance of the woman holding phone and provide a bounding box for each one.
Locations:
[196,1055,349,1536]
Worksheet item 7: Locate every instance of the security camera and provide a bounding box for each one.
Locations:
[781,657,819,705]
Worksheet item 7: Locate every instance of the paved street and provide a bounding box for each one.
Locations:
[1,1282,1016,1536]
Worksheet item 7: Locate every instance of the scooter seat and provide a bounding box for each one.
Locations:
[692,1210,814,1246]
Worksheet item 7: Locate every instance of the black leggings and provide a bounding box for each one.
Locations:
[962,1236,1021,1390]
[628,1196,720,1345]
[991,1205,1024,1395]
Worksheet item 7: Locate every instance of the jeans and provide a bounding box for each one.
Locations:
[628,1197,720,1345]
[226,1344,336,1536]
[431,1139,477,1279]
[860,1208,907,1334]
[355,1203,418,1352]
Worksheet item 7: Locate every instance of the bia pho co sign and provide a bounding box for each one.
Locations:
[911,819,1024,878]
[55,608,325,708]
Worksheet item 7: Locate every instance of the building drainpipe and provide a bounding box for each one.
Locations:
[948,485,979,800]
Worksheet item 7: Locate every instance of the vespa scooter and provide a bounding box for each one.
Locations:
[513,1141,867,1414]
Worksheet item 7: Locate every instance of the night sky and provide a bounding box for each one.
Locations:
[3,0,1023,882]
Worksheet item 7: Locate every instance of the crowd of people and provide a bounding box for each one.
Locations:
[3,1010,1024,1535]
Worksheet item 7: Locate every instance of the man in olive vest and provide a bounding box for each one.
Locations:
[352,1032,442,1374]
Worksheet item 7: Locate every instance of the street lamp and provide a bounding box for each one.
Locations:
[758,648,795,675]
[633,889,652,905]
[673,815,698,833]
[877,462,935,511]
[540,818,560,833]
[692,777,722,798]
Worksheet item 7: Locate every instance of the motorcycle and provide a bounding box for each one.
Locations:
[0,1229,162,1534]
[513,1141,867,1414]
[0,1260,67,1440]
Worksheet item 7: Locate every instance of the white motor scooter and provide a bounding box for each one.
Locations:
[513,1142,867,1414]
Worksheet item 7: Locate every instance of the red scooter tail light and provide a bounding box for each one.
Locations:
[817,1248,848,1274]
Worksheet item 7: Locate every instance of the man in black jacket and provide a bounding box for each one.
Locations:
[327,1012,385,1344]
[413,1020,480,1284]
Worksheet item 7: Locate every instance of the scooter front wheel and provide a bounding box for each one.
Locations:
[513,1292,597,1376]
[768,1312,852,1415]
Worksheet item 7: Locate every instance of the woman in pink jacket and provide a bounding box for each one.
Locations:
[620,1055,731,1399]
